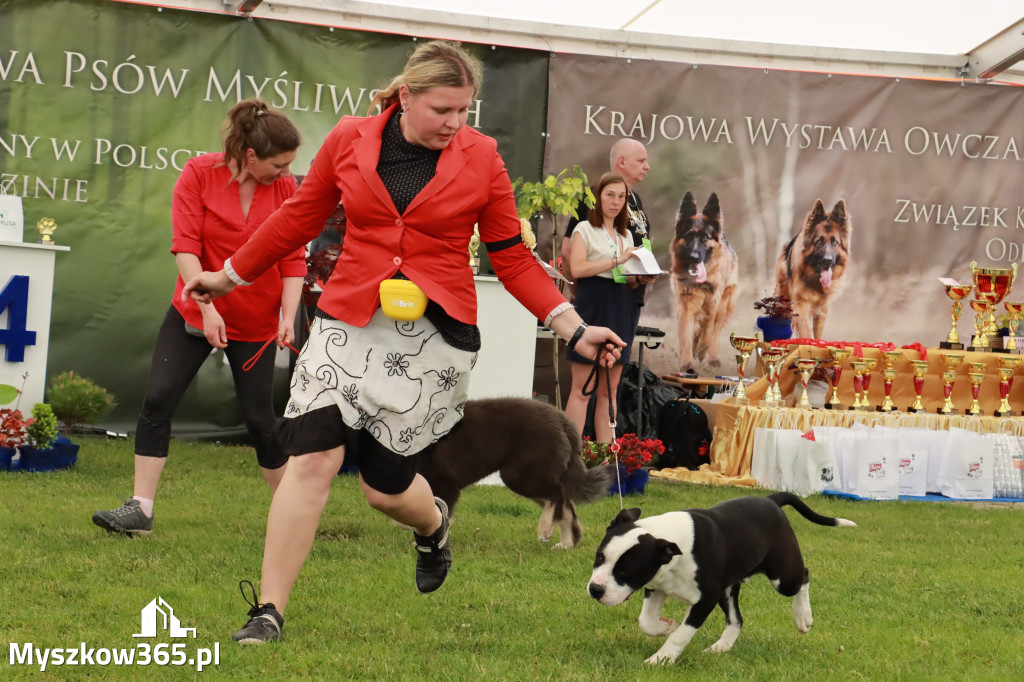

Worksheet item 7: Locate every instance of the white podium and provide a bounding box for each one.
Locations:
[470,275,537,399]
[0,240,70,410]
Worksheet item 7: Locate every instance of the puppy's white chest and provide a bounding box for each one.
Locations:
[653,556,701,604]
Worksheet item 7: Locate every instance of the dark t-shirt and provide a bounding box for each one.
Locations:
[565,190,651,305]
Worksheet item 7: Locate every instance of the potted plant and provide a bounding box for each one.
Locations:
[512,165,595,281]
[512,166,595,408]
[754,292,797,342]
[44,371,117,435]
[0,375,31,470]
[18,402,77,472]
[584,434,664,495]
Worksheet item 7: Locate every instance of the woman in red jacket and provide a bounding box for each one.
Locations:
[92,99,305,536]
[183,41,624,645]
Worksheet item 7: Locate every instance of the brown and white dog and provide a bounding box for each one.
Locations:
[587,493,855,664]
[775,199,852,339]
[416,397,613,549]
[670,192,739,372]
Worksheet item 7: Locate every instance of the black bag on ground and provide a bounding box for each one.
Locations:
[614,362,683,439]
[655,398,712,470]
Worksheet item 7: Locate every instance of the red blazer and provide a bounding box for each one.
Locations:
[231,105,566,327]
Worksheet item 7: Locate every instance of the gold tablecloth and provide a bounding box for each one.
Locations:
[652,345,1024,487]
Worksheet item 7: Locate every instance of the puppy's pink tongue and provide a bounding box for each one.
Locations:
[820,268,833,289]
[694,262,707,284]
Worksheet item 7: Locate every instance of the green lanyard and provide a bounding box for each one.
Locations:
[603,226,627,284]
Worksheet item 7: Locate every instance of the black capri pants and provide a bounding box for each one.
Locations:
[135,306,287,469]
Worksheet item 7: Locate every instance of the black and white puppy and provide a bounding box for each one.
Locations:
[587,492,856,664]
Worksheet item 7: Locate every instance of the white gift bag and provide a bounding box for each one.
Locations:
[751,427,780,489]
[798,432,837,496]
[896,429,932,497]
[0,189,24,242]
[992,433,1024,499]
[772,429,805,492]
[926,428,949,494]
[812,426,843,492]
[937,427,994,500]
[851,432,899,500]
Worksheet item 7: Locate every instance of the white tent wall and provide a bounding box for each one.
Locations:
[123,0,1024,84]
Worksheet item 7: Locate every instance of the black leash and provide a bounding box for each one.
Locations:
[581,342,624,508]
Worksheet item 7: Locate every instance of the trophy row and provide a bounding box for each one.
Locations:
[942,261,1020,352]
[727,332,1024,416]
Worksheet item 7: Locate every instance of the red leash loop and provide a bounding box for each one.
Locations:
[242,338,301,372]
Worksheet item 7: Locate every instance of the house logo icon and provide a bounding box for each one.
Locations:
[133,597,197,638]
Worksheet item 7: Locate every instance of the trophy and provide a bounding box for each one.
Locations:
[795,358,819,409]
[861,357,878,410]
[971,261,1018,352]
[937,353,964,414]
[826,347,851,409]
[728,333,759,405]
[1005,301,1024,352]
[872,351,903,412]
[37,217,57,245]
[966,372,986,416]
[994,355,1022,416]
[907,360,930,412]
[849,360,868,410]
[757,346,785,407]
[940,283,972,350]
[968,296,992,351]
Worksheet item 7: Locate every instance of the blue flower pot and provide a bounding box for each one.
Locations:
[0,446,14,471]
[19,437,79,472]
[756,316,793,342]
[609,466,650,496]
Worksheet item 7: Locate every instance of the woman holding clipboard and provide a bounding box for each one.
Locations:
[563,172,639,444]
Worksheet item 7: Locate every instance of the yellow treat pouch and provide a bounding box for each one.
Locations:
[379,279,427,321]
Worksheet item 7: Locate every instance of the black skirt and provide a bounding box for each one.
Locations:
[568,276,638,365]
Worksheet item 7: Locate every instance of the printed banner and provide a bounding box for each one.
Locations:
[0,0,547,433]
[544,53,1024,376]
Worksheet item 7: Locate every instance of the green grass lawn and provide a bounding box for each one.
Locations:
[1,436,1022,681]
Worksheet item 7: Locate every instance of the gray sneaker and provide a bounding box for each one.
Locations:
[92,499,153,536]
[232,580,283,645]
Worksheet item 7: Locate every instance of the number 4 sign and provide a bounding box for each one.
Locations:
[0,275,38,362]
[0,241,70,409]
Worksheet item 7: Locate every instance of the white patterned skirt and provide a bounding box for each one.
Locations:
[280,308,477,456]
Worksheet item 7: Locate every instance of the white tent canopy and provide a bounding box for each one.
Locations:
[182,0,1024,83]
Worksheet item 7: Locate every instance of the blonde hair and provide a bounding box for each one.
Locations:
[370,40,483,113]
[221,99,300,179]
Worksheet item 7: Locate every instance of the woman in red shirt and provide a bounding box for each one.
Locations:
[92,99,305,536]
[183,42,624,644]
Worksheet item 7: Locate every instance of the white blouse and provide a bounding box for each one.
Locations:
[571,220,627,280]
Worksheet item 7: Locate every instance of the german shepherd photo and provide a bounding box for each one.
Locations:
[416,397,613,549]
[669,192,739,372]
[775,199,852,339]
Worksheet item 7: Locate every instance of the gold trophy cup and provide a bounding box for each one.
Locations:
[826,347,851,409]
[757,346,785,407]
[849,360,868,410]
[968,297,992,351]
[994,355,1022,416]
[860,357,878,410]
[728,333,759,405]
[967,372,986,416]
[795,358,819,409]
[971,261,1018,352]
[941,283,972,350]
[1004,301,1024,352]
[937,353,965,414]
[907,360,930,412]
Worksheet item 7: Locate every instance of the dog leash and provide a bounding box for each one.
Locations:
[581,342,625,509]
[242,337,301,372]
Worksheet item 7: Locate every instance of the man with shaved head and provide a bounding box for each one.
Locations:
[561,138,654,305]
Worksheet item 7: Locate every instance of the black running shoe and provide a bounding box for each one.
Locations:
[412,497,452,593]
[231,580,283,645]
